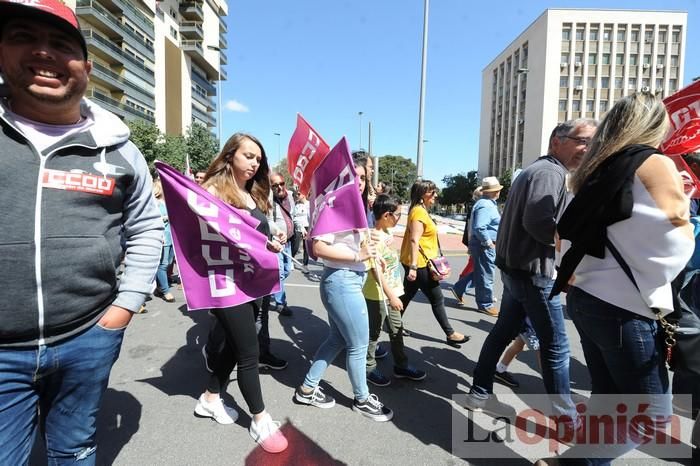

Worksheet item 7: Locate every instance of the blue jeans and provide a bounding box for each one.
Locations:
[155,244,174,294]
[273,242,292,306]
[303,267,370,401]
[0,323,126,465]
[471,272,576,419]
[470,242,496,310]
[562,287,672,465]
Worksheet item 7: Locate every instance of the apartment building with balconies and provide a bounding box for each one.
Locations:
[478,9,687,178]
[62,0,227,136]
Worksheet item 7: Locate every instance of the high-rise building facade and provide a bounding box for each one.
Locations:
[478,9,687,177]
[64,0,227,135]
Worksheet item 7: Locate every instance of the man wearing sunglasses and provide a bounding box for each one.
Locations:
[268,174,301,317]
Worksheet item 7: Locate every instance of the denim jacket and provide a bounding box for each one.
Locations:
[469,198,500,247]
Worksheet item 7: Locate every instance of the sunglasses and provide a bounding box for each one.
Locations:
[271,182,285,188]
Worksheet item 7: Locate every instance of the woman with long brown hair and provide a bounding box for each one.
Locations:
[194,133,288,453]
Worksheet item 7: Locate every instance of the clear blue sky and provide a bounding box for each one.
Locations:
[219,0,699,186]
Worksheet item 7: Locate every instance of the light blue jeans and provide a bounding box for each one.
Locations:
[470,241,496,310]
[155,245,174,294]
[303,267,370,401]
[273,242,292,306]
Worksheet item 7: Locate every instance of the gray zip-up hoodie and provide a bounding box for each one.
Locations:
[0,99,163,347]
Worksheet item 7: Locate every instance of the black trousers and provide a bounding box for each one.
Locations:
[401,265,455,336]
[206,303,265,415]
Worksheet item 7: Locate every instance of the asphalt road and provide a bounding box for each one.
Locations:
[28,254,692,465]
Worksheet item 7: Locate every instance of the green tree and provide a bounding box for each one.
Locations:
[376,155,417,202]
[156,134,188,174]
[439,171,479,209]
[185,123,218,172]
[126,120,160,168]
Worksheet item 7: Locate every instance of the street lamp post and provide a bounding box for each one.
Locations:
[273,132,281,164]
[358,111,364,151]
[207,45,223,149]
[415,0,429,179]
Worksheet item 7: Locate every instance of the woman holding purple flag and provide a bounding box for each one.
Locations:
[294,162,394,422]
[194,133,288,453]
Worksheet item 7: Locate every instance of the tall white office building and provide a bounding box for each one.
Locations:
[478,9,687,177]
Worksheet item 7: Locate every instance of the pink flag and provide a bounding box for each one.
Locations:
[307,137,368,259]
[287,114,330,196]
[155,162,280,310]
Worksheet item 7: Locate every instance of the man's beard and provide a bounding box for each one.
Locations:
[24,83,80,104]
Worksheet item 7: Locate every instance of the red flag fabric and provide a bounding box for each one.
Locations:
[661,80,700,156]
[287,114,330,196]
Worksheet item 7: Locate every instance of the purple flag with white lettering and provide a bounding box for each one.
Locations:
[307,137,368,259]
[155,162,280,310]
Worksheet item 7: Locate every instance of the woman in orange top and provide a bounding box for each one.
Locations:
[400,180,470,346]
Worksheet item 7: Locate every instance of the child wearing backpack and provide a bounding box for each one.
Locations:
[364,194,427,386]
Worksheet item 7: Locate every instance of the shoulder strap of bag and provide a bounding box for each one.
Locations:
[605,238,677,363]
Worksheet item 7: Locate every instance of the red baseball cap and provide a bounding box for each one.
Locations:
[0,0,88,58]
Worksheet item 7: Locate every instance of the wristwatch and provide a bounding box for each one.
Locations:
[409,264,418,270]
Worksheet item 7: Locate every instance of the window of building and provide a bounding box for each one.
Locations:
[586,100,595,112]
[643,54,651,65]
[617,29,626,41]
[671,55,679,66]
[628,77,637,89]
[600,100,608,112]
[629,54,638,65]
[590,29,599,40]
[670,78,678,90]
[559,100,567,111]
[657,55,665,65]
[615,77,623,88]
[616,53,624,65]
[560,76,569,87]
[572,100,581,111]
[642,78,650,88]
[576,29,585,40]
[631,30,640,42]
[601,77,610,88]
[575,53,583,65]
[602,53,611,64]
[588,53,597,65]
[170,26,177,39]
[644,30,654,43]
[561,52,569,64]
[672,31,681,43]
[587,77,596,88]
[656,78,663,89]
[603,29,612,41]
[658,31,667,43]
[574,76,583,87]
[562,29,571,40]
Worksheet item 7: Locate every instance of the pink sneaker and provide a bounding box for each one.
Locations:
[249,413,288,453]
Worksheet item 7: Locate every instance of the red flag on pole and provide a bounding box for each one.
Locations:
[660,80,700,198]
[287,114,330,196]
[661,80,700,156]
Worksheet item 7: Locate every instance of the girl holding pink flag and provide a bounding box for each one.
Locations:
[295,162,394,422]
[193,133,288,453]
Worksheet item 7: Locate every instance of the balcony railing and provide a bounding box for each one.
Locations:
[77,0,154,54]
[180,21,204,39]
[180,2,204,21]
[82,28,155,84]
[87,88,155,123]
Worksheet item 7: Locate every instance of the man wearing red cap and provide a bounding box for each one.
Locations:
[0,1,163,463]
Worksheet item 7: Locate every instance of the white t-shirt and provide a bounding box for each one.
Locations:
[4,104,94,153]
[313,230,366,272]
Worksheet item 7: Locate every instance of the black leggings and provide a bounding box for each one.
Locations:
[206,303,265,415]
[400,265,455,336]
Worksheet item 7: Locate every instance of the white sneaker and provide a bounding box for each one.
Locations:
[249,413,288,453]
[194,394,237,424]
